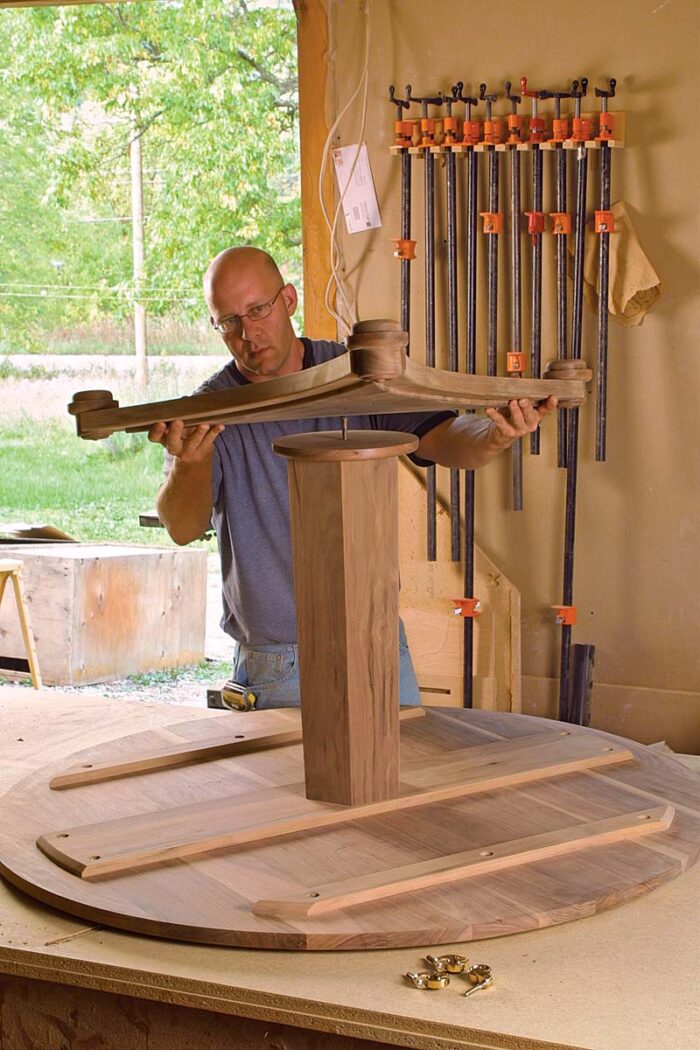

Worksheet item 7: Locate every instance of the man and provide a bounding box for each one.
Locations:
[150,246,556,709]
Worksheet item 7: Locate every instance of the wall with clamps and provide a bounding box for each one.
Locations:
[296,0,700,752]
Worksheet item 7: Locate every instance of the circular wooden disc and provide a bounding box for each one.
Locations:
[67,389,118,416]
[542,359,593,383]
[0,709,697,951]
[272,430,419,461]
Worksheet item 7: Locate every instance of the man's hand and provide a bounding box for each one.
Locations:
[148,420,224,462]
[485,395,558,450]
[152,420,222,545]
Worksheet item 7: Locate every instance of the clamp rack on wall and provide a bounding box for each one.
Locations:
[387,75,625,722]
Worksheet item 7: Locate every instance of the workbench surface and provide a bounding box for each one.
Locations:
[1,686,697,1050]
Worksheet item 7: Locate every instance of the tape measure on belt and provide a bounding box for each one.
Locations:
[220,680,257,711]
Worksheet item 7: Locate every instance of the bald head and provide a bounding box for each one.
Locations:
[203,245,303,381]
[203,247,283,310]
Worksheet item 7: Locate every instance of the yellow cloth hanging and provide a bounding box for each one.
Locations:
[579,200,661,327]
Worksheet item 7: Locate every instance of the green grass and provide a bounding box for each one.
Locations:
[127,659,231,687]
[0,357,61,380]
[0,417,215,548]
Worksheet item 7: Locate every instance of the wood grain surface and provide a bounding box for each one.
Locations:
[36,731,634,879]
[68,350,589,439]
[0,708,698,950]
[252,804,675,919]
[49,707,426,790]
[284,451,402,805]
[272,430,419,461]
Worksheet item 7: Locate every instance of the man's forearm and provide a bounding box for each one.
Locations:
[417,415,513,470]
[417,397,558,469]
[156,457,214,545]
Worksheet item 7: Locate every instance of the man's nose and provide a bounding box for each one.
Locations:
[240,315,262,342]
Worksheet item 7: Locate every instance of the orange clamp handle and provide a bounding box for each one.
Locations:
[392,238,416,260]
[452,598,482,618]
[443,115,461,145]
[507,351,527,375]
[461,119,481,146]
[570,116,594,142]
[594,211,615,234]
[526,211,546,240]
[551,117,570,142]
[507,113,525,144]
[596,112,615,141]
[528,116,547,143]
[480,211,503,234]
[550,212,572,235]
[393,120,414,148]
[483,118,504,145]
[420,117,437,147]
[552,605,577,626]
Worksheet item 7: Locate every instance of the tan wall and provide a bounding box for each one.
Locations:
[321,0,700,749]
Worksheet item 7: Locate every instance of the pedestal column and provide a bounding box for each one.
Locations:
[273,430,418,806]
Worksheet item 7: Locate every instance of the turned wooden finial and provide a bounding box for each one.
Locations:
[345,319,408,380]
[542,359,593,406]
[67,390,120,440]
[542,359,593,382]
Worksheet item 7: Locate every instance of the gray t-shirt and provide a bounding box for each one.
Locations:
[189,338,453,645]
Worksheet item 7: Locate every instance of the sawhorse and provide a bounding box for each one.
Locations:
[0,559,42,689]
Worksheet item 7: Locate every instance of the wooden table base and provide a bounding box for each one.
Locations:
[0,707,697,950]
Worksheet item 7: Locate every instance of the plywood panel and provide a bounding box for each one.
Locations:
[0,544,207,685]
[523,674,700,755]
[398,463,521,712]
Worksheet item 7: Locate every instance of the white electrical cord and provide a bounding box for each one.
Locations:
[317,0,371,337]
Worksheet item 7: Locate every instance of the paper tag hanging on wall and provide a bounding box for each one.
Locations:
[332,144,382,234]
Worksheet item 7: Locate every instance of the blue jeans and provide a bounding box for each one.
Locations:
[230,620,421,710]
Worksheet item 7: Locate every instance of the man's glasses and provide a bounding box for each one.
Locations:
[213,285,286,335]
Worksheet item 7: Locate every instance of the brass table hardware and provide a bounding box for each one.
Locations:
[425,953,470,973]
[463,963,494,997]
[405,970,450,990]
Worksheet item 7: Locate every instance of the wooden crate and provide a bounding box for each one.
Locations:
[0,543,208,686]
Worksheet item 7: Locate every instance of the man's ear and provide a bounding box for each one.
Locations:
[282,283,298,316]
[209,315,216,329]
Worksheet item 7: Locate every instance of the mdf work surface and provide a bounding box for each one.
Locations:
[0,688,698,1050]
